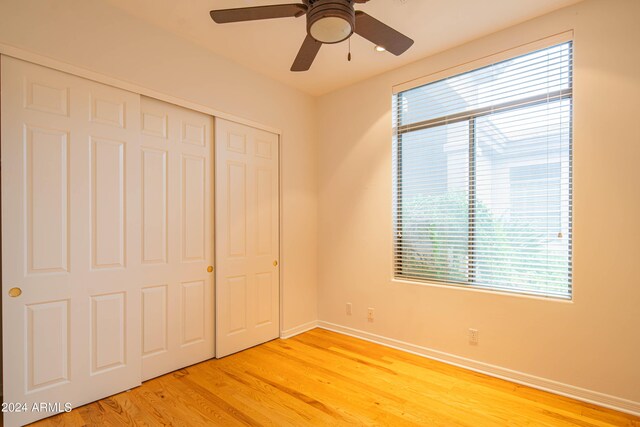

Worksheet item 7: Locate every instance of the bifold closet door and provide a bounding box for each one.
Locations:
[139,97,214,381]
[215,118,280,358]
[1,56,142,427]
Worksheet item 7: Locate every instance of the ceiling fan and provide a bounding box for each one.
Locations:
[210,0,414,71]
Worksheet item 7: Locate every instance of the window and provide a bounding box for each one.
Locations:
[393,41,573,298]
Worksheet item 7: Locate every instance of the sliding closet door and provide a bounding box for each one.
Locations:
[215,118,280,358]
[140,97,214,380]
[1,56,142,427]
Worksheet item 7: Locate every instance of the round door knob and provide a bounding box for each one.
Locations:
[273,260,278,267]
[8,287,22,298]
[207,266,214,273]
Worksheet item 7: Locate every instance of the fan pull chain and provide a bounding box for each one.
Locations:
[348,38,352,62]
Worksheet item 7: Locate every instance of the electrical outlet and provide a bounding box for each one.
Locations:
[367,307,375,322]
[346,303,352,315]
[468,328,479,344]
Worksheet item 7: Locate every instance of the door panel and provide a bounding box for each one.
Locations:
[141,148,168,264]
[26,125,69,273]
[228,162,247,257]
[139,97,214,381]
[90,292,126,373]
[142,285,169,356]
[215,118,280,358]
[90,137,125,269]
[226,275,248,334]
[256,272,274,325]
[26,300,70,391]
[182,154,206,262]
[181,280,206,345]
[2,56,142,427]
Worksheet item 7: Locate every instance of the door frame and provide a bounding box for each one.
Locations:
[0,44,282,136]
[0,44,285,395]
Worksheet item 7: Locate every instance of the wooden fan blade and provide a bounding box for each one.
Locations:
[354,11,414,55]
[210,4,307,23]
[291,35,322,72]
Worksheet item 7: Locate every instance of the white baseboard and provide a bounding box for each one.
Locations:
[280,320,319,339]
[317,320,640,417]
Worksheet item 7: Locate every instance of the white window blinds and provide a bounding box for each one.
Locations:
[392,41,573,298]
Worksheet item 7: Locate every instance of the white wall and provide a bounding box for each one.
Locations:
[0,0,318,333]
[317,0,640,406]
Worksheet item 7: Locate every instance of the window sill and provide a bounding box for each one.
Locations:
[391,276,573,302]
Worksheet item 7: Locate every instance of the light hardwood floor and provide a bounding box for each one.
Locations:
[30,328,639,426]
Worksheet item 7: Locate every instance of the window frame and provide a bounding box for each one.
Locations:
[392,35,574,299]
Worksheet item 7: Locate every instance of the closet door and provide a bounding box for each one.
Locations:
[215,118,280,357]
[1,56,141,427]
[140,97,214,381]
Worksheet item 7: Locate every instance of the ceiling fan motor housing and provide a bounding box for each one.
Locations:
[305,0,356,44]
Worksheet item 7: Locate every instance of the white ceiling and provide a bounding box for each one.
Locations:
[105,0,581,96]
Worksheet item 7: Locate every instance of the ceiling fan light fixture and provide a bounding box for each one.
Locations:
[374,45,386,52]
[309,16,352,43]
[306,1,355,44]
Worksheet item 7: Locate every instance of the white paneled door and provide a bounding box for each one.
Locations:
[215,118,280,358]
[139,97,214,380]
[1,57,142,426]
[1,59,215,426]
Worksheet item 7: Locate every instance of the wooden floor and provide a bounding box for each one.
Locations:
[30,328,639,426]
